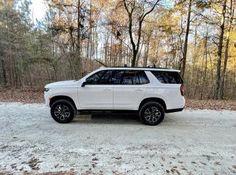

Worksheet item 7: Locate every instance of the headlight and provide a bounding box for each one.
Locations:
[44,88,50,92]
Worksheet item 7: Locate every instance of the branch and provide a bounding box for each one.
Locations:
[123,0,131,15]
[123,0,136,53]
[141,0,160,21]
[95,59,107,67]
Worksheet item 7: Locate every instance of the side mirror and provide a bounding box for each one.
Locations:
[81,81,87,87]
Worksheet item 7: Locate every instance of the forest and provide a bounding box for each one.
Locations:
[0,0,235,100]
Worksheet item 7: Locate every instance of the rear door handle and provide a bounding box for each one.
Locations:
[135,89,143,92]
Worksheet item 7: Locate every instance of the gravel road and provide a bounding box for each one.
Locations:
[0,103,236,174]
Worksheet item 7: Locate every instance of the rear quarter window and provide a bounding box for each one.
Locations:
[151,71,183,84]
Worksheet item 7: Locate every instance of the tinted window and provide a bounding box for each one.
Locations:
[139,71,150,84]
[86,70,106,84]
[86,70,149,85]
[151,71,183,84]
[99,70,112,84]
[111,70,125,84]
[121,70,149,85]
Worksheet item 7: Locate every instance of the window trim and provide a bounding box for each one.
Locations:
[85,69,150,85]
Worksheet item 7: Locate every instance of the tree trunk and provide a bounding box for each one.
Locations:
[87,0,93,65]
[110,34,113,66]
[119,39,123,66]
[131,50,138,67]
[104,33,109,65]
[1,59,7,86]
[220,0,234,99]
[192,26,198,98]
[76,0,82,79]
[201,29,208,100]
[143,37,150,67]
[181,0,192,79]
[214,0,227,99]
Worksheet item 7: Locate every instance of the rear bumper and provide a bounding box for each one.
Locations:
[166,108,184,113]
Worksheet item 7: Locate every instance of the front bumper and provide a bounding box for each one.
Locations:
[44,92,50,107]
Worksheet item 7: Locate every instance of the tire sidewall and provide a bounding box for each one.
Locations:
[139,102,165,126]
[51,100,75,123]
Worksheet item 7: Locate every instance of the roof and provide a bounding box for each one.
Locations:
[99,66,180,72]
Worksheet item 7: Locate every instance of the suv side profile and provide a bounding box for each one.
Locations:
[44,67,185,125]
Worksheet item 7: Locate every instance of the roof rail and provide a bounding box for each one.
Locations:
[111,66,170,69]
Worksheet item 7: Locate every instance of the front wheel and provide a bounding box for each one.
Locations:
[50,100,75,123]
[139,102,165,126]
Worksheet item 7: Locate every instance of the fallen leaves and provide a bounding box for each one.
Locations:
[27,157,42,170]
[113,156,122,160]
[186,99,236,110]
[0,88,43,104]
[37,171,76,175]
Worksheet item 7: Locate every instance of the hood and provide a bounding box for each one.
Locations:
[45,80,80,88]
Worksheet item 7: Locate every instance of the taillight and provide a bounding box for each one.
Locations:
[180,84,185,96]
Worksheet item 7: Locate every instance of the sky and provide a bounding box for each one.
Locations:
[29,0,173,23]
[31,0,47,22]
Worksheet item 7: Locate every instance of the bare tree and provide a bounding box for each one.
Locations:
[220,0,234,99]
[76,0,82,78]
[123,0,159,67]
[180,0,192,79]
[214,0,227,99]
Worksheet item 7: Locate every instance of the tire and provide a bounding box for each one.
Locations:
[139,101,165,126]
[50,99,75,123]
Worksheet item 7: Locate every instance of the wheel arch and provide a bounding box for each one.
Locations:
[139,97,167,112]
[49,95,77,110]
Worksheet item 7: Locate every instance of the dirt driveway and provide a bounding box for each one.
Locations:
[0,103,236,174]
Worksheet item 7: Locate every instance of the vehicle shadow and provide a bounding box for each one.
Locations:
[73,112,141,125]
[72,112,177,125]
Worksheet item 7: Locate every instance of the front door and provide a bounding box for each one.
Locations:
[78,70,113,109]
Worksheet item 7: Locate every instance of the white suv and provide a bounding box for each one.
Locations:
[44,67,185,125]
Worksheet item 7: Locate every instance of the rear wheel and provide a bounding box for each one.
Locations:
[51,100,75,123]
[139,101,165,125]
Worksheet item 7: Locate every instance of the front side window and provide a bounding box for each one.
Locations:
[86,70,113,85]
[99,71,112,84]
[86,70,106,84]
[151,71,183,84]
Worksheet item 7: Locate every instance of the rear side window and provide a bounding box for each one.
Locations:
[99,70,112,84]
[121,70,149,85]
[151,71,183,84]
[111,70,125,84]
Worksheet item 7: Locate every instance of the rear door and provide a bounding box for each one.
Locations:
[113,70,150,110]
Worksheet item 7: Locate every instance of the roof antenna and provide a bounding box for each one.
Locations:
[153,64,156,68]
[124,64,127,67]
